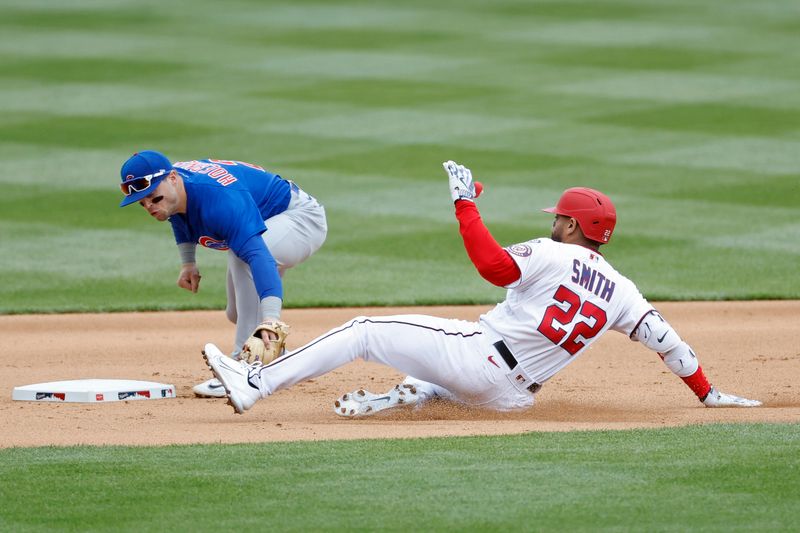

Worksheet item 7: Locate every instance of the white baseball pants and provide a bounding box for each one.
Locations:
[257,315,537,411]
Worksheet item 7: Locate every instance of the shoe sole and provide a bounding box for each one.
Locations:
[333,389,373,417]
[202,349,245,415]
[333,384,418,418]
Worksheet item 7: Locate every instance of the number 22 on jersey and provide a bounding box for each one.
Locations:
[537,285,608,355]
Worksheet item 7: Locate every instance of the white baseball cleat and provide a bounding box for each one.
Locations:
[702,386,762,408]
[333,383,419,418]
[202,343,263,414]
[192,378,227,398]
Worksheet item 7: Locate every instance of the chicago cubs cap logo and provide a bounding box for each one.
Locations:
[198,236,229,251]
[507,244,532,257]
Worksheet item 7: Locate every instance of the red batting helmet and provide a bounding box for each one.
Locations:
[542,187,617,243]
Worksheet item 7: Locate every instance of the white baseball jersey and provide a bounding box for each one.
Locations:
[257,238,654,412]
[480,238,653,384]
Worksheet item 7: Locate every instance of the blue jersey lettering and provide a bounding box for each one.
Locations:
[571,260,616,303]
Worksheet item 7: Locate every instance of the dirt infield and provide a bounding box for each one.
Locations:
[1,301,797,448]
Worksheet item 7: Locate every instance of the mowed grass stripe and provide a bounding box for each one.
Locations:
[0,424,798,531]
[0,115,224,149]
[590,103,800,137]
[552,72,797,103]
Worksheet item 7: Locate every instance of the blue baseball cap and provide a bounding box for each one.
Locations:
[119,150,173,207]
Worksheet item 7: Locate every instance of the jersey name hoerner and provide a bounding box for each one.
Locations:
[173,159,292,222]
[169,159,292,253]
[480,238,653,384]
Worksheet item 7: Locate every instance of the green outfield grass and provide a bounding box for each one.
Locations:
[1,424,798,531]
[1,0,799,313]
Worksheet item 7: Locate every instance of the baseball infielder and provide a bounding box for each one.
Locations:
[204,160,761,415]
[118,150,327,397]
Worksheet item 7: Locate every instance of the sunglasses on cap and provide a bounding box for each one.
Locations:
[119,169,170,196]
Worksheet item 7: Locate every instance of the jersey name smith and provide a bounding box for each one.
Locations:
[571,259,616,302]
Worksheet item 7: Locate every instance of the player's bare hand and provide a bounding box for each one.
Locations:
[177,264,201,293]
[260,329,278,342]
[443,160,482,202]
[703,386,761,407]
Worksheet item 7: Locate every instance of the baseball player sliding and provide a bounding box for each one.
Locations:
[118,150,327,397]
[204,160,760,416]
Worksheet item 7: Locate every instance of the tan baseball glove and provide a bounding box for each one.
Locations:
[241,320,290,364]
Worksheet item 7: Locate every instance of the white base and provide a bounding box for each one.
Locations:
[12,379,176,403]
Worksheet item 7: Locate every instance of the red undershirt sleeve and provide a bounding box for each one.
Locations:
[681,365,712,401]
[455,200,521,287]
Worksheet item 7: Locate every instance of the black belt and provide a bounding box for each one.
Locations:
[493,340,542,394]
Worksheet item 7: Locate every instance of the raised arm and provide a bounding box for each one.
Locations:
[443,160,521,287]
